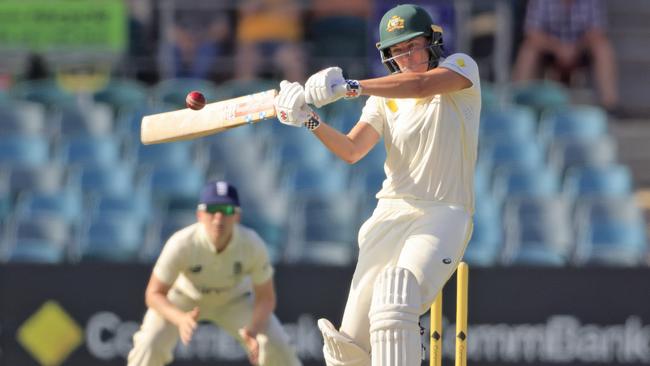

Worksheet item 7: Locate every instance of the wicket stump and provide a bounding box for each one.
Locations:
[430,262,468,366]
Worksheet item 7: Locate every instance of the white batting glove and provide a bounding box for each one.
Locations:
[274,80,313,128]
[305,67,362,108]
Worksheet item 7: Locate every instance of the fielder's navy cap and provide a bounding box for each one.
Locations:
[199,180,240,206]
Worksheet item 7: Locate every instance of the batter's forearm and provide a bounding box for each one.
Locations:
[359,67,470,98]
[312,122,365,164]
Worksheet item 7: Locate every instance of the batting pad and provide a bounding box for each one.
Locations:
[318,318,371,366]
[369,267,422,366]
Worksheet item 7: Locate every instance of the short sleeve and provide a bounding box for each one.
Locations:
[153,235,186,285]
[247,232,274,285]
[359,96,385,136]
[439,53,480,93]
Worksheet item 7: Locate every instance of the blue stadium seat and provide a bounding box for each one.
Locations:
[136,140,195,168]
[91,193,152,223]
[480,105,537,141]
[4,215,72,263]
[59,135,122,167]
[7,239,66,263]
[492,165,560,202]
[0,135,49,167]
[574,197,648,266]
[474,160,493,196]
[539,105,608,143]
[93,79,150,113]
[464,195,502,266]
[511,80,569,112]
[302,194,358,245]
[147,164,205,200]
[480,137,545,171]
[548,135,617,174]
[502,196,574,266]
[563,164,632,198]
[9,164,68,194]
[15,190,84,223]
[77,163,136,197]
[0,102,46,136]
[53,104,113,137]
[80,216,145,262]
[284,163,350,195]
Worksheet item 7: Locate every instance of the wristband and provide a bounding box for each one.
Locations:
[344,79,362,99]
[303,111,321,131]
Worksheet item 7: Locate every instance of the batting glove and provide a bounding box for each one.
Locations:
[275,80,313,128]
[305,67,362,108]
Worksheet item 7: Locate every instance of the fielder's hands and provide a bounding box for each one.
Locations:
[238,328,260,365]
[305,67,362,108]
[177,307,200,345]
[274,80,313,127]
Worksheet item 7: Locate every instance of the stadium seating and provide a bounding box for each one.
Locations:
[547,135,618,174]
[464,195,502,266]
[0,135,50,167]
[563,164,633,198]
[539,104,608,143]
[511,80,569,113]
[58,135,122,167]
[93,79,150,114]
[79,215,146,262]
[76,163,137,197]
[574,197,648,265]
[480,105,537,141]
[502,196,574,265]
[2,75,646,267]
[15,190,84,223]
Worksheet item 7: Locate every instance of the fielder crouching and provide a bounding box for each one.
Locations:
[274,4,481,366]
[127,181,301,366]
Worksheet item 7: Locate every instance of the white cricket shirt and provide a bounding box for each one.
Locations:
[153,222,274,305]
[360,53,481,213]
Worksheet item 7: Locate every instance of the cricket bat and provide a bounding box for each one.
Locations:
[141,89,277,144]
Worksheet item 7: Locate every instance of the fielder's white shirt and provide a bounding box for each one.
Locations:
[153,223,273,305]
[360,53,481,213]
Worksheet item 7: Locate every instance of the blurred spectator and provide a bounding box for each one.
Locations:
[311,0,370,18]
[513,0,619,110]
[307,0,371,77]
[171,3,234,80]
[235,0,306,81]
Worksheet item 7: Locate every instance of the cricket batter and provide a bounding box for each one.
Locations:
[127,181,301,366]
[274,4,480,366]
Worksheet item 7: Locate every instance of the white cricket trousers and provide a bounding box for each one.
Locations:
[127,290,302,366]
[340,198,472,352]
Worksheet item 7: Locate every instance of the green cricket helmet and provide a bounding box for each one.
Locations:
[376,4,444,73]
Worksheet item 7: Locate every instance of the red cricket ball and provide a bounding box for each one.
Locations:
[186,91,206,110]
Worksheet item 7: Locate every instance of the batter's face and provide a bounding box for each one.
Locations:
[388,36,430,73]
[197,205,239,249]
